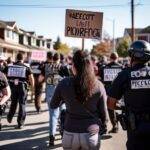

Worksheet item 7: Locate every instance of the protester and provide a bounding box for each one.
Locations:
[0,71,11,131]
[50,50,108,149]
[39,52,64,146]
[30,61,43,113]
[91,55,99,76]
[0,55,7,73]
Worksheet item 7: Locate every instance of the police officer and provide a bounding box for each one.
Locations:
[30,61,43,113]
[6,53,34,129]
[0,71,11,131]
[100,52,122,133]
[107,40,150,150]
[39,52,63,146]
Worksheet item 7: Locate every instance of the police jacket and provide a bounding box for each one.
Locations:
[108,63,150,112]
[5,61,32,85]
[101,62,122,90]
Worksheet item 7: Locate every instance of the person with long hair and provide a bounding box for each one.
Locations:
[50,50,108,150]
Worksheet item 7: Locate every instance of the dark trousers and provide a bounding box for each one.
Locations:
[34,76,43,111]
[0,104,7,126]
[7,83,27,126]
[0,106,3,124]
[108,109,118,128]
[127,130,150,150]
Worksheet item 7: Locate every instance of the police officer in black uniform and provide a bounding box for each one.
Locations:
[0,71,11,131]
[100,52,122,133]
[107,40,150,150]
[6,53,34,129]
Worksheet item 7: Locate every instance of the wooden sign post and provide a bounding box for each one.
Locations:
[82,38,85,51]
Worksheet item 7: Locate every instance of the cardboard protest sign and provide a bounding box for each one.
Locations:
[31,50,46,61]
[65,9,103,39]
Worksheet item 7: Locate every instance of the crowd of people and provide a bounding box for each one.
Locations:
[0,40,150,150]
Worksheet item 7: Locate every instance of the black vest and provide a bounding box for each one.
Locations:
[124,64,150,111]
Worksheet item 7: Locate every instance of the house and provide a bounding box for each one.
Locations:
[124,26,150,43]
[0,20,52,61]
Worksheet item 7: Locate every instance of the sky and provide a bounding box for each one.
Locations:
[0,0,150,50]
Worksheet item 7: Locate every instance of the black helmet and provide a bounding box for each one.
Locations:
[128,40,150,61]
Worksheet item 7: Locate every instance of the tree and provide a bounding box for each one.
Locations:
[91,31,113,57]
[53,36,61,50]
[57,43,71,55]
[91,38,113,57]
[116,37,131,57]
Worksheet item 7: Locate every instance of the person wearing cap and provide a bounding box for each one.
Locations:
[107,40,150,150]
[100,52,123,133]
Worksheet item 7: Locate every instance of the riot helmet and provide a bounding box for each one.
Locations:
[128,40,150,61]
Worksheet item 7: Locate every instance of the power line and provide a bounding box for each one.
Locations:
[0,4,130,8]
[0,3,149,9]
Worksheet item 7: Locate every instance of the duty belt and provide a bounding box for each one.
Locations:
[136,113,150,122]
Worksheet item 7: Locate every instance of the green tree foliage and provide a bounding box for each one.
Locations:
[53,36,71,55]
[53,36,61,50]
[57,43,71,55]
[116,37,131,57]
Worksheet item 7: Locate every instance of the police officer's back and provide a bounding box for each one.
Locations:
[102,52,122,89]
[107,40,150,150]
[100,52,122,133]
[5,53,34,129]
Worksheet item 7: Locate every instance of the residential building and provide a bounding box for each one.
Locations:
[0,20,52,61]
[124,26,150,43]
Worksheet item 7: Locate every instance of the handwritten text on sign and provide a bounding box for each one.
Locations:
[65,9,103,39]
[31,50,46,61]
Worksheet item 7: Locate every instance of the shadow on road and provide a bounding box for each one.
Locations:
[0,126,49,141]
[101,134,113,140]
[0,136,50,150]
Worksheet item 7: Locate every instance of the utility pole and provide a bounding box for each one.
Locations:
[105,18,116,52]
[131,0,135,42]
[113,19,115,52]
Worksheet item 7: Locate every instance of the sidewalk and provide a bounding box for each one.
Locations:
[0,102,126,150]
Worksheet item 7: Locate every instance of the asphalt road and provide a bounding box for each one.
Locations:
[0,101,127,150]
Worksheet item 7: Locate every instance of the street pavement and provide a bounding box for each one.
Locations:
[0,100,127,150]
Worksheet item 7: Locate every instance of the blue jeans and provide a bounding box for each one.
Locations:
[46,84,59,136]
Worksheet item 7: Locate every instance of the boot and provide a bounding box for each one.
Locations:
[109,126,119,133]
[49,135,55,146]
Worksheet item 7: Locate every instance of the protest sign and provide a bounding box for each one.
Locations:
[31,50,46,61]
[65,9,103,39]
